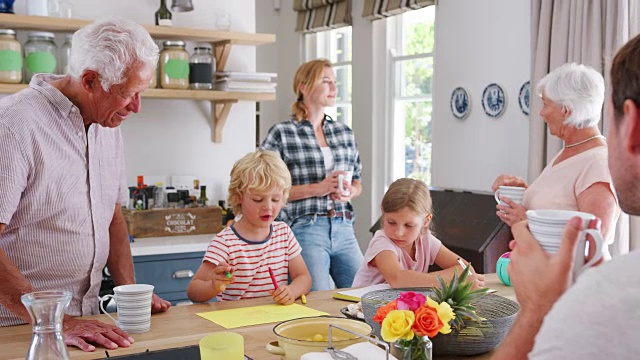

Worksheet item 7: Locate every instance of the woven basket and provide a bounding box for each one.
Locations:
[361,287,520,356]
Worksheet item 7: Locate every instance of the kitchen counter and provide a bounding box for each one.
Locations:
[0,274,515,359]
[130,234,212,257]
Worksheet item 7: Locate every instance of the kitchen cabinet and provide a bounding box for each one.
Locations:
[0,13,276,143]
[133,251,205,306]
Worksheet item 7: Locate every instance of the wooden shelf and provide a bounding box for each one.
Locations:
[0,14,275,45]
[0,14,277,143]
[0,84,275,102]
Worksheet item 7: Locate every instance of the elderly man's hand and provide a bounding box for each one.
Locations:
[507,217,582,316]
[151,293,171,313]
[63,317,133,352]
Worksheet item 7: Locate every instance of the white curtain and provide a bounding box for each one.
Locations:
[530,0,640,256]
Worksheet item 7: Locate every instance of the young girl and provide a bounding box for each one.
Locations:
[187,150,312,304]
[352,178,485,289]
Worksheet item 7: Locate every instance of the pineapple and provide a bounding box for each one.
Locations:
[431,266,489,332]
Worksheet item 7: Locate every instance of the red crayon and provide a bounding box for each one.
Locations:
[268,267,278,290]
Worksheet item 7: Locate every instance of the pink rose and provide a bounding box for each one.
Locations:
[397,291,426,311]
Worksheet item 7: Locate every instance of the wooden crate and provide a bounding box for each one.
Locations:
[122,207,223,238]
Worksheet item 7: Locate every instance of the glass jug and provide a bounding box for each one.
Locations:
[21,291,72,360]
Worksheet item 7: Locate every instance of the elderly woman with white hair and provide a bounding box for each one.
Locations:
[492,63,619,259]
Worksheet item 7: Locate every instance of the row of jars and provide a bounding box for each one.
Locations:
[156,40,215,90]
[0,30,215,90]
[0,29,71,84]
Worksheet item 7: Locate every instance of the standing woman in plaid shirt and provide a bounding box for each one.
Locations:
[261,59,364,291]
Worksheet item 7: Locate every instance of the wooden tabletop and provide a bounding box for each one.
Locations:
[0,274,515,360]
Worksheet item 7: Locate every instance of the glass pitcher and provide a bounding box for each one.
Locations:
[21,291,72,360]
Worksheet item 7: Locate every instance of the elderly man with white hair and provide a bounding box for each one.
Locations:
[0,17,170,352]
[492,63,619,259]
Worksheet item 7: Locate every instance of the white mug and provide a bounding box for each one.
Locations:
[494,185,525,206]
[99,284,154,333]
[337,171,353,197]
[526,210,603,280]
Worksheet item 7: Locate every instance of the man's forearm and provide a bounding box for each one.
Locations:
[106,206,135,286]
[492,310,546,360]
[0,231,35,323]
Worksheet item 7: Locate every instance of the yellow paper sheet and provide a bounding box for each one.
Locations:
[196,304,329,329]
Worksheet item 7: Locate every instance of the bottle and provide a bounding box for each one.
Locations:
[155,0,172,27]
[153,182,165,209]
[189,45,214,90]
[22,291,72,360]
[218,200,228,221]
[198,185,208,206]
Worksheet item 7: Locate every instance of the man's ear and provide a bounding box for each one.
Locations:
[79,70,100,93]
[622,99,640,154]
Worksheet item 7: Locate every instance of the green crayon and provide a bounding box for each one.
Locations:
[225,271,232,279]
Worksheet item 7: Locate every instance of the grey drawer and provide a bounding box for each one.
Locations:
[133,252,204,295]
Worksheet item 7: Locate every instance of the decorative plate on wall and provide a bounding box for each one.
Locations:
[518,81,530,115]
[450,87,470,119]
[482,83,506,118]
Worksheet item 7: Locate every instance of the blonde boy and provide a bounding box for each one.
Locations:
[187,150,311,304]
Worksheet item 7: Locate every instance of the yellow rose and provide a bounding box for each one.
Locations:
[381,310,415,342]
[426,297,456,334]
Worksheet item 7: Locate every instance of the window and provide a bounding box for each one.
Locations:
[306,27,353,127]
[389,7,435,184]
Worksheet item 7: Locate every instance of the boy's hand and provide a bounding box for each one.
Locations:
[212,263,234,293]
[270,285,294,305]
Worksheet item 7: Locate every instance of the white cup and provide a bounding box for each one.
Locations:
[338,170,353,197]
[526,210,603,280]
[25,0,50,16]
[494,186,525,207]
[99,284,154,333]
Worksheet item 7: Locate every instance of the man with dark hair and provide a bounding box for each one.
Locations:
[493,33,640,359]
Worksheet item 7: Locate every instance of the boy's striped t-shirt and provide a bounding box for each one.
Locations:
[204,221,302,301]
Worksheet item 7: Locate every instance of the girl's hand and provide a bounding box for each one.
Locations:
[491,174,528,192]
[496,197,528,227]
[212,263,234,293]
[468,272,485,290]
[270,285,294,305]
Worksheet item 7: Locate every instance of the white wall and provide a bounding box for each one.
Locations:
[256,0,531,249]
[432,0,531,192]
[256,0,301,136]
[11,0,258,203]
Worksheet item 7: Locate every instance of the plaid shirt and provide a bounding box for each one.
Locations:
[261,115,362,223]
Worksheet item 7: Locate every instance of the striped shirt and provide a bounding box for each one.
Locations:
[260,115,362,223]
[0,74,128,326]
[204,221,302,301]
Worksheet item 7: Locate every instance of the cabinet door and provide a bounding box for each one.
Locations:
[133,252,204,294]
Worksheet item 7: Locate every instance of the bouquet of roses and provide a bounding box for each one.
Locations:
[372,267,488,359]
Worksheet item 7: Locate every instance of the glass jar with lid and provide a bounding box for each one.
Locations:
[189,44,214,90]
[58,34,72,75]
[24,31,57,82]
[159,40,189,89]
[0,29,22,84]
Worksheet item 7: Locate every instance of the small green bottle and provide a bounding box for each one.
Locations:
[198,185,208,207]
[155,0,172,26]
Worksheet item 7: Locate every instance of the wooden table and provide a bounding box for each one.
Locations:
[0,274,515,359]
